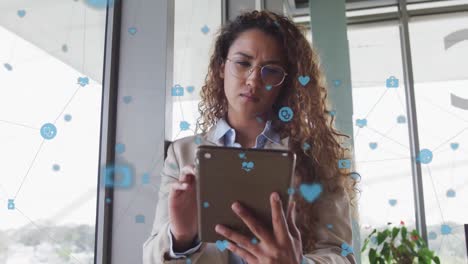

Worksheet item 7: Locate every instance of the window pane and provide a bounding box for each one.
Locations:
[0,1,107,263]
[410,11,468,263]
[171,0,222,140]
[347,20,417,257]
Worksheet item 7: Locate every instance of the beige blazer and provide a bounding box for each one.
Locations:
[143,125,357,264]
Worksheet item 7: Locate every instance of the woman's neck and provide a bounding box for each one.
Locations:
[226,111,269,148]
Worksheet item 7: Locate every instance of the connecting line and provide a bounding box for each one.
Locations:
[366,126,410,150]
[363,88,389,120]
[426,166,445,224]
[432,126,468,152]
[0,119,39,130]
[14,207,85,264]
[13,140,46,199]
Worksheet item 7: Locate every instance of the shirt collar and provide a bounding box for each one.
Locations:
[212,117,281,148]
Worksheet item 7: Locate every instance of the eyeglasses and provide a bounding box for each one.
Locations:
[225,58,287,87]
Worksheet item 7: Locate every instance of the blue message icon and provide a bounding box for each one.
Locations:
[397,115,406,124]
[215,240,229,251]
[40,123,57,140]
[77,76,89,87]
[128,27,137,35]
[446,189,456,198]
[8,199,15,210]
[278,106,293,122]
[123,95,132,104]
[338,159,351,169]
[171,84,184,96]
[17,10,26,18]
[3,63,13,71]
[242,161,254,172]
[85,0,115,9]
[201,25,210,34]
[416,149,433,164]
[355,118,367,128]
[298,75,310,86]
[180,121,190,131]
[386,76,399,88]
[135,214,145,224]
[104,164,133,189]
[441,224,452,235]
[299,183,322,203]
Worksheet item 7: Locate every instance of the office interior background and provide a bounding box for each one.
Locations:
[0,0,467,263]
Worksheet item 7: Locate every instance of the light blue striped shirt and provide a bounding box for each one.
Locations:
[167,117,280,263]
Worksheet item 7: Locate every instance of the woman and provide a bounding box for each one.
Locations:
[143,10,357,264]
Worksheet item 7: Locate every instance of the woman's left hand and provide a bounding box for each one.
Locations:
[215,192,303,264]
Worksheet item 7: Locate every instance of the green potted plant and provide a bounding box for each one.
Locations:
[361,225,440,264]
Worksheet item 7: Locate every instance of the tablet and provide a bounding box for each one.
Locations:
[195,145,296,243]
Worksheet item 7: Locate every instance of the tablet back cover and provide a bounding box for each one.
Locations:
[196,145,296,243]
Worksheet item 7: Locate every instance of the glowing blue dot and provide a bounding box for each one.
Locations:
[251,237,258,244]
[446,189,456,198]
[203,201,210,208]
[287,187,295,195]
[441,224,452,235]
[417,149,433,164]
[40,123,57,140]
[123,96,132,104]
[52,164,60,171]
[115,143,125,154]
[428,231,437,240]
[106,198,112,203]
[64,114,72,122]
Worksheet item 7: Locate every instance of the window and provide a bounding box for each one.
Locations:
[0,1,107,263]
[409,11,468,263]
[171,0,222,141]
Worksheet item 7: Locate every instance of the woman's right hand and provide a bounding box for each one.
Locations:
[168,164,199,251]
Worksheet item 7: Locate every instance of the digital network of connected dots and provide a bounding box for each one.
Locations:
[2,1,467,263]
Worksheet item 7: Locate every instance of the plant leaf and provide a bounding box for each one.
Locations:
[369,248,377,264]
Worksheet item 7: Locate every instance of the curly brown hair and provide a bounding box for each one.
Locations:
[195,10,358,252]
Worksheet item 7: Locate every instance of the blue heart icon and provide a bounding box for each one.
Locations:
[17,10,26,18]
[333,79,342,87]
[242,161,254,172]
[201,25,210,34]
[180,121,190,131]
[215,240,229,251]
[355,118,367,128]
[299,183,322,203]
[298,75,310,86]
[186,85,195,93]
[388,199,397,206]
[441,224,452,235]
[450,142,459,150]
[369,142,378,150]
[77,76,89,87]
